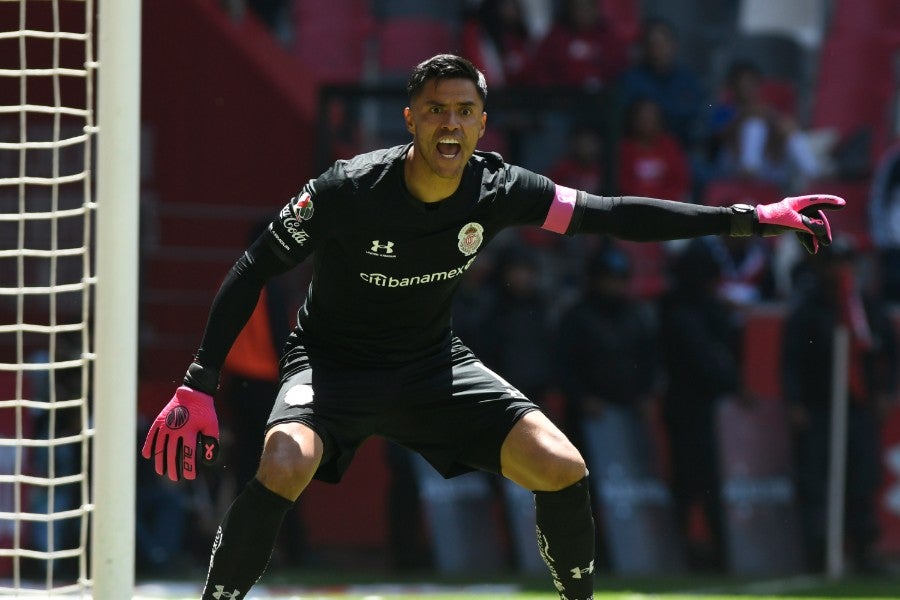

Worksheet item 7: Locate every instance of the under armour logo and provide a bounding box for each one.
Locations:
[570,560,595,579]
[371,240,394,253]
[505,387,526,400]
[212,585,241,599]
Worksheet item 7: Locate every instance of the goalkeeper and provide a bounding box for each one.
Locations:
[142,54,843,600]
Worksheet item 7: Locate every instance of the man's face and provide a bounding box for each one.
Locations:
[404,77,486,182]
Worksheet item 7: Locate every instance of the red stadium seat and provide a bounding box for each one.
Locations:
[810,36,895,162]
[829,0,900,39]
[291,0,374,84]
[376,18,457,78]
[810,0,900,164]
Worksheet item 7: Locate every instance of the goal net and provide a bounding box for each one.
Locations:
[0,0,96,595]
[0,0,138,596]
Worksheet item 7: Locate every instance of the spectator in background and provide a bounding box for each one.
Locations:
[618,98,691,202]
[618,18,707,149]
[480,243,555,409]
[616,98,691,298]
[782,239,897,573]
[547,124,605,195]
[868,140,900,301]
[658,239,745,572]
[700,234,776,307]
[706,60,821,191]
[556,242,663,456]
[521,0,630,90]
[461,0,534,88]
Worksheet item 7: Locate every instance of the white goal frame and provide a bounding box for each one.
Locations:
[92,0,140,598]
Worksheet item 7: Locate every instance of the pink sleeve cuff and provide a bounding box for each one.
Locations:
[541,185,578,234]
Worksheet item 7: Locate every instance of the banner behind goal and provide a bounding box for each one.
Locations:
[0,0,140,597]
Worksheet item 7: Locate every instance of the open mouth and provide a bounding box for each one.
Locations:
[437,137,461,158]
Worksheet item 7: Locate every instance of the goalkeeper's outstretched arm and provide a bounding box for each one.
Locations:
[544,188,845,253]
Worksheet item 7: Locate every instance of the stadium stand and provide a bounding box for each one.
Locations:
[291,0,375,84]
[719,32,807,88]
[375,17,459,79]
[703,178,783,208]
[737,0,827,50]
[370,0,461,22]
[124,0,900,575]
[810,0,900,166]
[598,0,642,44]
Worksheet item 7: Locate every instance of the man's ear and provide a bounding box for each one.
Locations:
[478,112,487,139]
[404,107,414,134]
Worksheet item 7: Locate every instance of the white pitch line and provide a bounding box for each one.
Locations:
[680,573,825,597]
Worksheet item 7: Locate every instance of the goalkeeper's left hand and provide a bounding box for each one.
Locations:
[753,194,846,253]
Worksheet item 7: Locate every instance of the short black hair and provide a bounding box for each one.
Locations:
[406,54,488,106]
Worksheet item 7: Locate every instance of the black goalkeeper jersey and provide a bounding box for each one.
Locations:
[191,143,735,379]
[264,144,555,366]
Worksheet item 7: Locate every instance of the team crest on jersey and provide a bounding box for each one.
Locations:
[292,192,314,220]
[457,222,484,256]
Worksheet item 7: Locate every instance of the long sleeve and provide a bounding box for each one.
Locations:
[569,193,733,241]
[189,236,296,390]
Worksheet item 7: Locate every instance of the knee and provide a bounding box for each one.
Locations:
[511,440,588,492]
[255,424,322,500]
[541,453,588,492]
[501,411,588,492]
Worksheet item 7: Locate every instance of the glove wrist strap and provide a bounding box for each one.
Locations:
[184,362,219,396]
[729,203,758,237]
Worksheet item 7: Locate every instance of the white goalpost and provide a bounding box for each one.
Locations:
[0,0,140,597]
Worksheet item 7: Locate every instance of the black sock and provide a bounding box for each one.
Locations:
[534,476,595,600]
[201,478,294,600]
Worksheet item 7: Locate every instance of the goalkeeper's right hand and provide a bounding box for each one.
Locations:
[754,194,845,253]
[141,385,220,481]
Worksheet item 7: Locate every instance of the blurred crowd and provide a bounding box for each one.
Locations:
[127,0,900,582]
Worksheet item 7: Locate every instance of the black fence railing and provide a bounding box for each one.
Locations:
[315,84,623,193]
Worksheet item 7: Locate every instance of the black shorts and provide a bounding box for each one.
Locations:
[268,337,539,483]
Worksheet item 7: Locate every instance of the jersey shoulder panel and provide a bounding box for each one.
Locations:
[314,145,408,196]
[479,156,555,227]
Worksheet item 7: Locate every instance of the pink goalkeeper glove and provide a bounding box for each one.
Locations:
[141,385,220,481]
[755,194,845,254]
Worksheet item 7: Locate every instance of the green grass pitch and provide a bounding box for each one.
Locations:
[133,573,900,599]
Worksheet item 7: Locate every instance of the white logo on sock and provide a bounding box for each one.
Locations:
[570,559,595,579]
[212,585,241,599]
